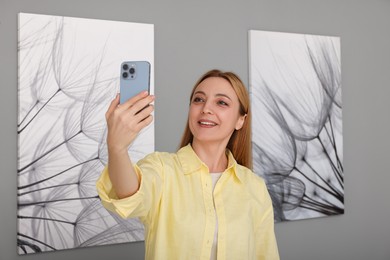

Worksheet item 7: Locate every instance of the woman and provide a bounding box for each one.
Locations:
[96,69,279,260]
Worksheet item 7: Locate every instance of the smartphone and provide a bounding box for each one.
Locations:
[120,61,151,104]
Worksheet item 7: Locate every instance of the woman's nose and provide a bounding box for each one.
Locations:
[202,101,213,114]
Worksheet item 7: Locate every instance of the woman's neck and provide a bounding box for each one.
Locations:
[191,141,228,172]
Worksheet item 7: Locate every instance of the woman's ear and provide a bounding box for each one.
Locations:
[235,114,247,130]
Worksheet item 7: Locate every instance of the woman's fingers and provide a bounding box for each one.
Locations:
[109,93,154,132]
[105,91,154,152]
[133,103,154,126]
[116,91,149,112]
[131,94,155,116]
[137,113,154,130]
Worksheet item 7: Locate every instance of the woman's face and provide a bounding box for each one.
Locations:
[189,77,246,147]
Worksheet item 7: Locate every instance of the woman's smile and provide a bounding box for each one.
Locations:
[198,119,218,127]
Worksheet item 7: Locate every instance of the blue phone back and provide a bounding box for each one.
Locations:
[120,61,150,104]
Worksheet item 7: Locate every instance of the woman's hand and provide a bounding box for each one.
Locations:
[105,91,155,198]
[106,91,155,154]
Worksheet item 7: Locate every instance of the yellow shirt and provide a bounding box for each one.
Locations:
[96,144,279,260]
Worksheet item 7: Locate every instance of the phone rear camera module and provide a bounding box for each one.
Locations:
[122,64,129,70]
[129,67,135,74]
[122,72,128,78]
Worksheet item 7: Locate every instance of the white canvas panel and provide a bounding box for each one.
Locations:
[249,30,343,222]
[17,13,154,254]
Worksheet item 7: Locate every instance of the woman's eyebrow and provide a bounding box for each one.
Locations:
[193,90,206,96]
[194,91,232,100]
[215,93,232,100]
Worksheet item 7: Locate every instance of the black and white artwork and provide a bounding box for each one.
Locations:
[17,13,154,254]
[249,30,343,221]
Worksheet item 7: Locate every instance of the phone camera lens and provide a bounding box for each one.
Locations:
[129,67,135,74]
[122,72,128,78]
[122,64,129,70]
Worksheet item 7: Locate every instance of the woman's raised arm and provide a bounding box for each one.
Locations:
[105,91,154,198]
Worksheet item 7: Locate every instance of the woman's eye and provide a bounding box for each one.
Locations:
[218,100,228,106]
[193,97,204,103]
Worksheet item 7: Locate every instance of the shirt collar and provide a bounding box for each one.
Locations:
[177,144,243,183]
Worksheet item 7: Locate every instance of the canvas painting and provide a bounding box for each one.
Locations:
[249,30,343,221]
[17,13,154,254]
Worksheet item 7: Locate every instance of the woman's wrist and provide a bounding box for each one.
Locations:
[108,145,130,158]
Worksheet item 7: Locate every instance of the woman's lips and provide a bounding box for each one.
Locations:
[198,119,217,127]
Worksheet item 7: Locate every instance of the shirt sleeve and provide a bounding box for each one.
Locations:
[96,152,164,222]
[254,178,280,260]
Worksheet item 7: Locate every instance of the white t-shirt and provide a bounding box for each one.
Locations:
[210,172,222,260]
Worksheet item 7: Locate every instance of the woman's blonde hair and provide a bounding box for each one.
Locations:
[179,69,252,169]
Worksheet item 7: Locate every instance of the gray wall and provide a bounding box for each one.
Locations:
[1,0,389,259]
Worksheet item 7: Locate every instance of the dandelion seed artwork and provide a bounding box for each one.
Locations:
[249,30,343,222]
[17,13,154,254]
